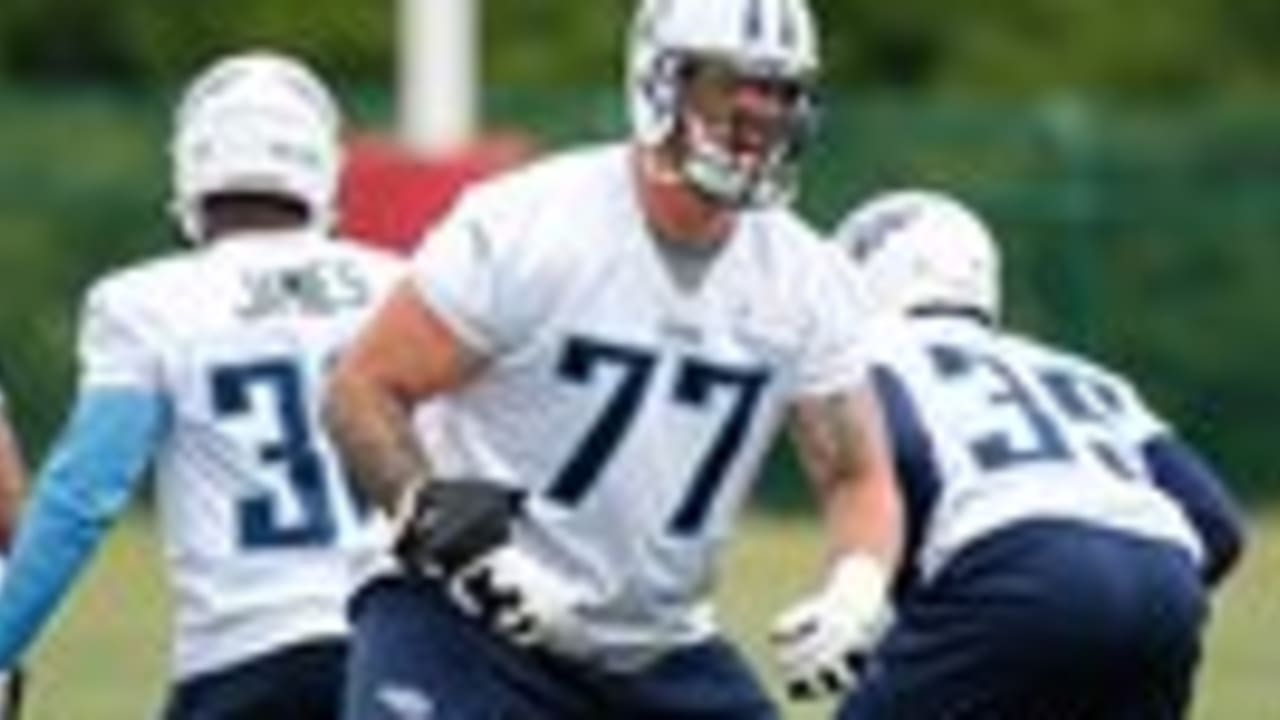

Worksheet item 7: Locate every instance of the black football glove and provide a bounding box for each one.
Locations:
[0,666,22,720]
[393,480,523,577]
[393,481,588,653]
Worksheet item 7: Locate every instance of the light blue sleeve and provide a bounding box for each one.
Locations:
[0,388,168,668]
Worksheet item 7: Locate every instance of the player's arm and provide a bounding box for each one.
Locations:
[1112,376,1246,587]
[788,384,903,569]
[327,205,588,650]
[324,279,483,516]
[0,401,27,551]
[1142,436,1247,587]
[325,189,499,519]
[325,278,583,650]
[0,388,166,668]
[787,244,902,568]
[771,381,903,700]
[0,396,24,720]
[0,282,168,669]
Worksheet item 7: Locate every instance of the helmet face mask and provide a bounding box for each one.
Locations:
[629,0,819,208]
[834,190,1002,322]
[170,51,341,243]
[673,56,816,207]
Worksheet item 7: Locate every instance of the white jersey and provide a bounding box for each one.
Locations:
[77,230,402,679]
[868,316,1202,582]
[410,143,869,668]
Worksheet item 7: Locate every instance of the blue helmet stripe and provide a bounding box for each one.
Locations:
[745,0,765,42]
[779,0,798,47]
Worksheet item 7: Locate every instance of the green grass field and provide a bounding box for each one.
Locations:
[24,510,1280,719]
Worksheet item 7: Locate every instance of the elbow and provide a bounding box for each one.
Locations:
[1200,505,1248,588]
[324,348,427,431]
[1142,437,1249,587]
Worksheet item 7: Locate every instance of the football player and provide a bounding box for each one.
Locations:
[0,384,25,719]
[325,0,904,717]
[0,52,402,720]
[830,189,1246,719]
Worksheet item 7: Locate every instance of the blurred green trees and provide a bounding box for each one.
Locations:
[0,0,389,86]
[4,1,1280,102]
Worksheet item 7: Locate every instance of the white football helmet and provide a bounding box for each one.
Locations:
[833,189,1001,321]
[628,0,819,207]
[170,51,342,242]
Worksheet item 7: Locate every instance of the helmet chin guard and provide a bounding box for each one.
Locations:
[677,78,814,208]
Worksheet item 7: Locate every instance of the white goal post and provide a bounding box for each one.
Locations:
[399,0,479,155]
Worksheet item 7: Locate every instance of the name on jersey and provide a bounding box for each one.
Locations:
[236,260,370,319]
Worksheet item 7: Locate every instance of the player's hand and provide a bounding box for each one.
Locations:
[770,554,891,701]
[448,544,587,655]
[0,556,19,720]
[392,480,522,578]
[390,481,588,654]
[0,668,23,720]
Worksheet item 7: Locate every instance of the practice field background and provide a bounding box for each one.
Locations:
[24,510,1280,720]
[3,4,1278,718]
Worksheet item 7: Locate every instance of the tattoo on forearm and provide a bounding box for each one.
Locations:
[326,387,429,515]
[794,392,866,493]
[825,394,864,478]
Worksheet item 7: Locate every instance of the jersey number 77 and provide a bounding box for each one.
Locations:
[545,335,770,536]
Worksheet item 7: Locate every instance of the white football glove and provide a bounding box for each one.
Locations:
[0,669,21,720]
[448,544,588,656]
[770,554,892,701]
[0,556,22,720]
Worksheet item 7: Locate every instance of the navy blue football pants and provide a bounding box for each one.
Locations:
[343,575,777,720]
[840,520,1207,720]
[163,638,347,720]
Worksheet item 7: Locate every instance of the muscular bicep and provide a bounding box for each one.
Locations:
[338,279,485,402]
[788,385,889,493]
[326,279,484,513]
